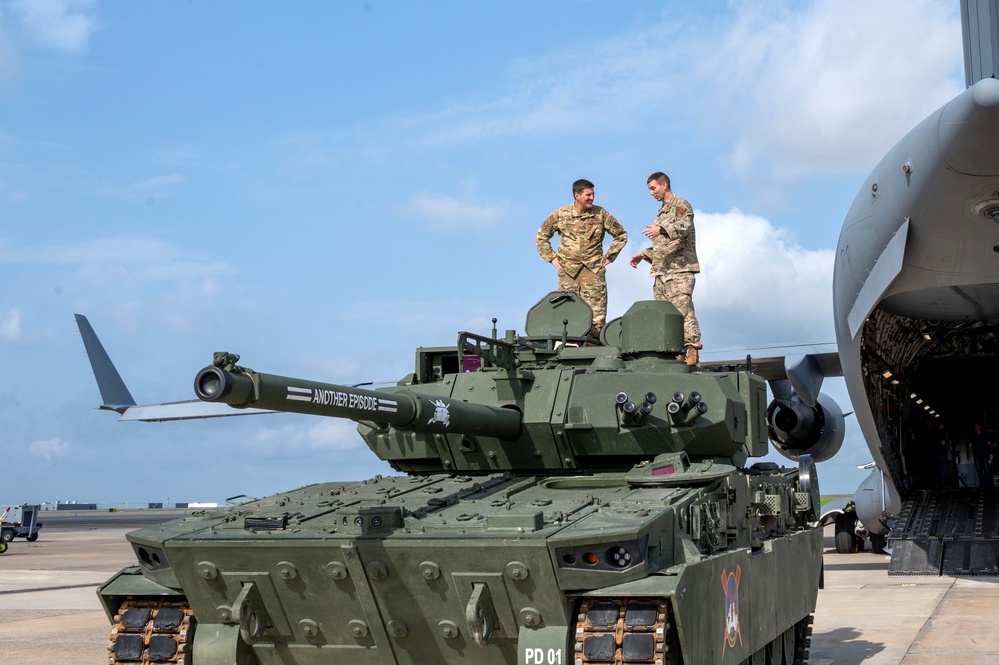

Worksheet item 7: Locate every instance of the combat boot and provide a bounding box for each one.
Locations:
[685,346,699,367]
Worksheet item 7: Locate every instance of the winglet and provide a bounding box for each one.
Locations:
[75,313,136,413]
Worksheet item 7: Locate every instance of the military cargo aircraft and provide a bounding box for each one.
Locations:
[706,0,999,576]
[832,0,999,574]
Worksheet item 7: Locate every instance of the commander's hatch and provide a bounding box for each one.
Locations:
[523,291,596,347]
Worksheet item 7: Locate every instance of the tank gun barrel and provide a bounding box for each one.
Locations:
[194,352,521,440]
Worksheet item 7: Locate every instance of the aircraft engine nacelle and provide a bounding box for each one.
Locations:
[853,465,901,537]
[766,392,844,463]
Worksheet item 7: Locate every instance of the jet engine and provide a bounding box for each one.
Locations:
[766,392,844,463]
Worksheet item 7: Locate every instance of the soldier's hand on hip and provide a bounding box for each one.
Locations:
[551,257,562,272]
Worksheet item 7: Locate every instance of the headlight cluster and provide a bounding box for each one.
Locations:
[133,543,170,572]
[555,536,646,572]
[337,507,403,535]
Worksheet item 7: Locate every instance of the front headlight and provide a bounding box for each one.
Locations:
[555,535,648,572]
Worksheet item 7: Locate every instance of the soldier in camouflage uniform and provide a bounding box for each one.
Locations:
[629,172,702,365]
[537,179,628,334]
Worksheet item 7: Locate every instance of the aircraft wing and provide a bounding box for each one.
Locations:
[113,400,274,422]
[698,342,842,381]
[75,314,275,422]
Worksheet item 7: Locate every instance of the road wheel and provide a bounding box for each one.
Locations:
[767,629,785,665]
[781,626,795,664]
[0,530,13,544]
[0,540,7,554]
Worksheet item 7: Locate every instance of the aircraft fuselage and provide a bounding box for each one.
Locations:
[833,78,999,564]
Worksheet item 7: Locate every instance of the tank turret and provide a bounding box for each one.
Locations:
[193,292,769,475]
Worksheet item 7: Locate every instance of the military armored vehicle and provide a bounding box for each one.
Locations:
[96,292,823,665]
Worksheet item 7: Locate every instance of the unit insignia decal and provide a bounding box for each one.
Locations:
[428,399,451,427]
[722,565,743,652]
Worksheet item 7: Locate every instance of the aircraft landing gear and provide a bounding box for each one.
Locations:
[834,512,862,553]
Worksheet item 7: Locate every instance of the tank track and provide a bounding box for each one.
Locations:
[792,613,813,665]
[573,601,812,665]
[573,598,674,665]
[108,598,196,664]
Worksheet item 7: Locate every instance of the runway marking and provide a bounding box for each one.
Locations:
[0,583,99,595]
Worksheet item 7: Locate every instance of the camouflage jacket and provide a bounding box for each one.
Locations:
[536,204,628,278]
[641,194,699,277]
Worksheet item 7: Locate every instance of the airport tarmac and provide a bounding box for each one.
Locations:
[0,516,996,664]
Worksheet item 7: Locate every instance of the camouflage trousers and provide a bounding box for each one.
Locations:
[558,265,607,333]
[653,272,701,349]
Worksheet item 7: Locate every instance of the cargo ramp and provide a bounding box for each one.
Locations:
[888,489,999,576]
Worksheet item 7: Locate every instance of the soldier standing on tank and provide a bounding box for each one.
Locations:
[536,179,628,334]
[629,172,702,365]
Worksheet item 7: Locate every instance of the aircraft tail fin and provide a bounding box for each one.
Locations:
[75,313,276,421]
[74,313,137,413]
[962,0,999,86]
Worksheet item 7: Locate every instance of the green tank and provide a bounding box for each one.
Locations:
[97,292,823,665]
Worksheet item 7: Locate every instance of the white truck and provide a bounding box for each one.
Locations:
[1,504,42,550]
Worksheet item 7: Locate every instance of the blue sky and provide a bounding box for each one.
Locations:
[0,0,966,504]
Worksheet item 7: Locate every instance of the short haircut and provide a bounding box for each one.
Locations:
[647,172,671,188]
[572,179,595,194]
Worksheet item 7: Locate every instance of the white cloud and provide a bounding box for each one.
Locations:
[696,209,833,311]
[0,236,229,281]
[0,23,21,81]
[95,174,189,202]
[690,0,963,179]
[29,437,69,464]
[8,0,98,55]
[0,307,21,341]
[386,0,961,186]
[609,208,835,349]
[0,237,236,335]
[242,419,364,458]
[401,192,502,231]
[390,28,667,146]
